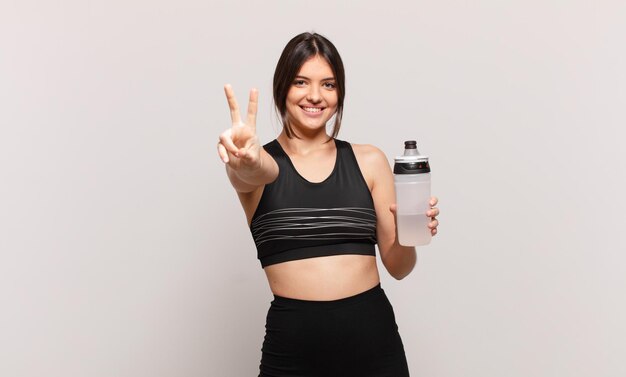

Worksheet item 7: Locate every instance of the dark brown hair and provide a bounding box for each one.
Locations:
[273,32,345,139]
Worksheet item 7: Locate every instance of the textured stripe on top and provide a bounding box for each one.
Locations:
[251,207,376,246]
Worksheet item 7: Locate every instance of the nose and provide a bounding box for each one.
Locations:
[306,85,322,103]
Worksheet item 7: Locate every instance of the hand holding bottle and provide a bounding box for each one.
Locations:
[391,197,440,237]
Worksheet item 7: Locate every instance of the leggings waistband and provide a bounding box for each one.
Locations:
[271,283,383,309]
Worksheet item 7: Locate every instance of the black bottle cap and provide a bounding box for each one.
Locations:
[393,160,430,174]
[393,140,430,174]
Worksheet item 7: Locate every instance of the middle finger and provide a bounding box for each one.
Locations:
[428,208,439,218]
[246,88,258,129]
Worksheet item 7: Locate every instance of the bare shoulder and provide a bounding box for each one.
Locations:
[350,143,392,187]
[351,143,389,167]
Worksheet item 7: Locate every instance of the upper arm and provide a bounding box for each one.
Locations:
[236,187,265,226]
[351,144,397,256]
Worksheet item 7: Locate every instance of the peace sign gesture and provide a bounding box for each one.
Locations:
[218,84,261,170]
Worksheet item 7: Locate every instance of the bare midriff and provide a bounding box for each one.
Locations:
[263,254,380,301]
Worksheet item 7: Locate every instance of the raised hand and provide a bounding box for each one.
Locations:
[218,84,261,170]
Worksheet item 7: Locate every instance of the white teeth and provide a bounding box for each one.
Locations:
[302,107,322,113]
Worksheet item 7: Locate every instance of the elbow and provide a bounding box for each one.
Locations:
[385,260,416,280]
[390,267,413,281]
[383,249,417,280]
[379,242,418,280]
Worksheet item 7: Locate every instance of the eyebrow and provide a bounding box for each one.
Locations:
[295,75,336,81]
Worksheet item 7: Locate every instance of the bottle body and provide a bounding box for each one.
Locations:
[393,140,431,247]
[394,173,431,246]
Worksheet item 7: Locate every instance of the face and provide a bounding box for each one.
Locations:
[285,55,338,135]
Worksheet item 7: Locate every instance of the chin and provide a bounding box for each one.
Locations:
[301,121,330,132]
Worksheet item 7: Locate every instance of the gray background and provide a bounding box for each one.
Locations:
[2,1,625,376]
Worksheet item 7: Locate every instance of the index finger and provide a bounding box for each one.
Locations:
[246,88,258,130]
[224,84,242,125]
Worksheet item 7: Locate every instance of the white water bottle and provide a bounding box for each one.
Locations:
[393,140,431,246]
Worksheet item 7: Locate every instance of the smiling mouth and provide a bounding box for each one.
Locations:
[300,106,325,113]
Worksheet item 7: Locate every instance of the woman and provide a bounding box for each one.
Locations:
[218,32,440,377]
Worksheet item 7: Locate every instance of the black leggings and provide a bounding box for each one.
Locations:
[259,284,410,377]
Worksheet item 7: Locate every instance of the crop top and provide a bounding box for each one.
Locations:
[250,138,378,267]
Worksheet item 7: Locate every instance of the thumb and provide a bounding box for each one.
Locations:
[238,147,251,161]
[239,147,257,164]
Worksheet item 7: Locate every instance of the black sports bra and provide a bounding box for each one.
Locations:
[250,139,377,267]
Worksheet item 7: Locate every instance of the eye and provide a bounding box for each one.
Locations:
[293,79,306,86]
[323,82,336,89]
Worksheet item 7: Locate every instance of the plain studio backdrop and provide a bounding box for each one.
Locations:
[1,1,625,376]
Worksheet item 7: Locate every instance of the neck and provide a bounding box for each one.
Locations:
[277,131,334,156]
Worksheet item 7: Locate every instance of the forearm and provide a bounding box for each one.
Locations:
[380,240,417,280]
